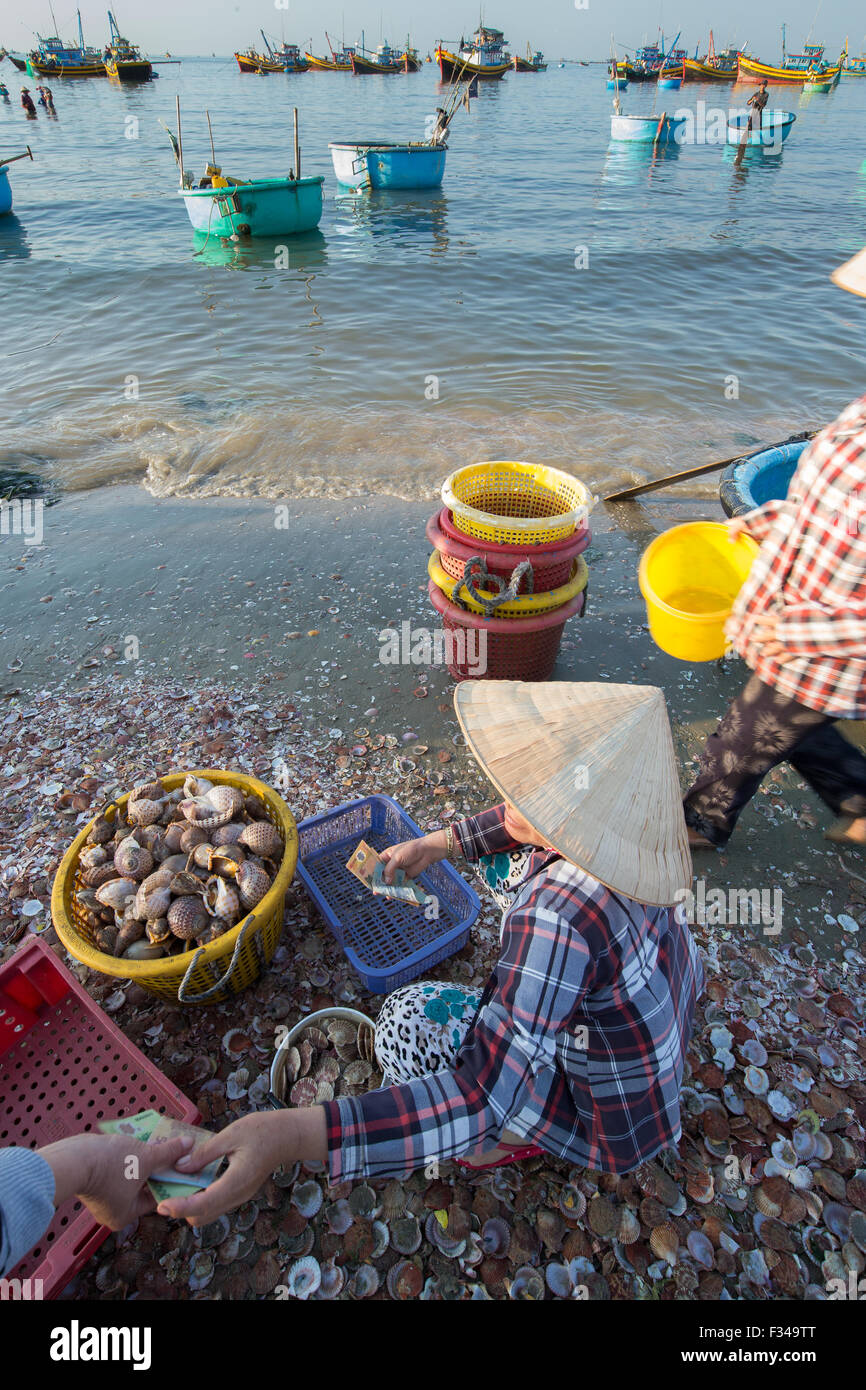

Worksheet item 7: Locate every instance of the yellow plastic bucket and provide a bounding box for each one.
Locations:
[638,522,759,662]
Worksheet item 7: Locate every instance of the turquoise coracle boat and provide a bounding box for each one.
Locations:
[180,176,324,237]
[726,110,797,149]
[610,112,688,144]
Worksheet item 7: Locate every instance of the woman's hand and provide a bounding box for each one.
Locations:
[728,516,751,542]
[39,1133,196,1229]
[749,613,795,664]
[156,1108,327,1226]
[380,830,448,884]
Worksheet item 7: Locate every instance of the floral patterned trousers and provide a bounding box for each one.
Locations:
[683,673,866,847]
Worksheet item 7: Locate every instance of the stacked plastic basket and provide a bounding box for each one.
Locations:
[426,461,594,680]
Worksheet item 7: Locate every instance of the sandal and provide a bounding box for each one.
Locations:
[455,1143,543,1171]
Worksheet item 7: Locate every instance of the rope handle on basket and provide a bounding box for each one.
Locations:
[177,914,255,1004]
[453,556,534,617]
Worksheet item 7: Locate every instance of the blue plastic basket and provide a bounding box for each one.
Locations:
[295,795,481,993]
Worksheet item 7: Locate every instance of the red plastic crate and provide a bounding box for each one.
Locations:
[0,936,200,1299]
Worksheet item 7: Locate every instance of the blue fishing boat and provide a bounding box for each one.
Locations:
[0,147,33,215]
[330,140,446,189]
[726,109,796,149]
[610,112,688,144]
[719,435,812,516]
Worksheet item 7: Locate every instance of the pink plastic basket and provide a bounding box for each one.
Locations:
[428,579,585,680]
[0,937,200,1299]
[431,508,591,592]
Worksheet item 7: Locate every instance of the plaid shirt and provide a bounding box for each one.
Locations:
[324,806,704,1181]
[727,395,866,717]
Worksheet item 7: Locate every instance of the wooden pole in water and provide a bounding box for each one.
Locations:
[293,106,300,178]
[175,94,184,188]
[205,109,216,167]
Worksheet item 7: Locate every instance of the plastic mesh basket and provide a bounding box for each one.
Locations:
[428,579,585,680]
[295,796,480,993]
[0,936,200,1299]
[441,461,594,545]
[431,507,591,592]
[428,550,589,618]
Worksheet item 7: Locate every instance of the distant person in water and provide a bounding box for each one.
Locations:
[20,87,36,117]
[44,86,56,114]
[683,244,866,852]
[747,80,769,131]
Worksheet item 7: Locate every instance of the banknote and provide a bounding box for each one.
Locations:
[98,1109,221,1202]
[346,839,427,906]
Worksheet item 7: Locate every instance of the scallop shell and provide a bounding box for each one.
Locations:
[303,1026,329,1050]
[559,1186,587,1222]
[238,821,283,859]
[290,1076,319,1107]
[386,1260,423,1300]
[649,1223,679,1265]
[508,1265,546,1300]
[343,1059,373,1086]
[545,1263,575,1298]
[298,1040,313,1077]
[348,1265,379,1300]
[618,1208,641,1245]
[285,1255,320,1300]
[390,1216,422,1256]
[326,1020,355,1047]
[687,1231,715,1270]
[754,1185,783,1218]
[314,1055,340,1084]
[315,1080,335,1103]
[743,1065,769,1095]
[357,1024,376,1062]
[480,1216,511,1258]
[291,1181,323,1219]
[283,1044,302,1085]
[167,895,209,940]
[315,1258,345,1300]
[588,1196,619,1238]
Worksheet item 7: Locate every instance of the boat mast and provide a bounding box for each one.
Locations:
[782,23,786,65]
[78,8,84,50]
[47,0,60,37]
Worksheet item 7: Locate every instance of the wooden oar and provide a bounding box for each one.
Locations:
[0,147,33,170]
[653,110,667,144]
[734,108,752,166]
[603,432,817,502]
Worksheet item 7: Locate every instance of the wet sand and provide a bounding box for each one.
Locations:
[2,483,864,963]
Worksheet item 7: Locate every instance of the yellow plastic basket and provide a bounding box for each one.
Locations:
[428,550,588,618]
[441,461,594,545]
[51,769,298,1006]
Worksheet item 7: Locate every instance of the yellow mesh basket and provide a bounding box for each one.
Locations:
[428,551,588,617]
[441,461,595,545]
[51,769,298,1006]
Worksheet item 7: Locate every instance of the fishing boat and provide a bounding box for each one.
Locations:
[682,32,739,82]
[0,146,33,215]
[513,45,546,72]
[330,141,446,188]
[610,112,688,144]
[726,109,796,149]
[26,12,107,77]
[234,47,283,73]
[259,32,309,71]
[804,74,834,92]
[351,42,405,74]
[104,11,153,81]
[436,26,511,81]
[737,30,841,85]
[305,37,356,70]
[167,101,323,238]
[6,56,28,72]
[719,436,811,517]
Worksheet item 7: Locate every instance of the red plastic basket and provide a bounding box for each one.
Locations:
[428,580,585,680]
[430,508,591,592]
[0,937,200,1299]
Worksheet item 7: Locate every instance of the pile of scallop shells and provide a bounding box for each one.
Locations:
[283,1016,381,1106]
[73,774,284,961]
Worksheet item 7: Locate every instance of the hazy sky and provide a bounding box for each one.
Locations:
[0,0,859,58]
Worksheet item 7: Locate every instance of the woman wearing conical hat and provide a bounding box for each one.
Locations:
[157,682,704,1225]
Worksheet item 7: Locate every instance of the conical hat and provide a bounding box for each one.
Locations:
[453,680,692,906]
[832,247,866,298]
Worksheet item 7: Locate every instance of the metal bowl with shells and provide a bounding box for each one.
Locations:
[52,770,298,1005]
[269,1007,382,1108]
